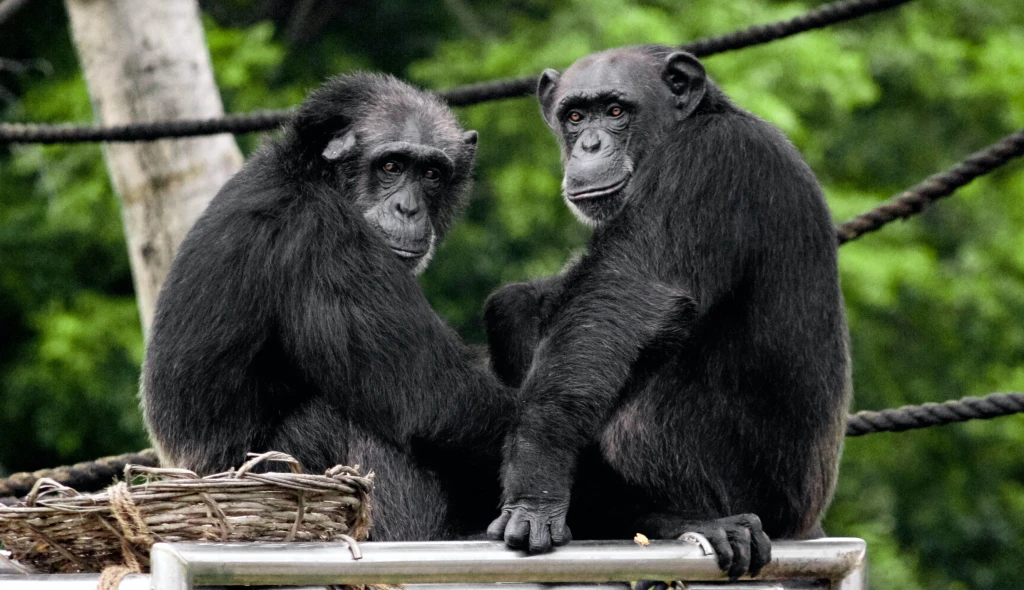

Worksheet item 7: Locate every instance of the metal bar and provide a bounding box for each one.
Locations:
[0,576,835,590]
[149,538,866,589]
[0,574,151,589]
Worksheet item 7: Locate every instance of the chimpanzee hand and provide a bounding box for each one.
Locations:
[486,496,572,554]
[680,514,771,580]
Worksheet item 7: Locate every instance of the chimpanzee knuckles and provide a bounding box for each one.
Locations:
[487,499,572,554]
[680,514,771,580]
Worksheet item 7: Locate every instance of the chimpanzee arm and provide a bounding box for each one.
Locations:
[488,266,696,553]
[484,275,566,387]
[278,240,516,459]
[143,186,273,476]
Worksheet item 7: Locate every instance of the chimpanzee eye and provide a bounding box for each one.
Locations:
[382,160,402,174]
[567,111,583,123]
[423,168,440,181]
[608,105,624,118]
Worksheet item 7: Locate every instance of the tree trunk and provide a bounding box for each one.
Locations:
[65,0,243,334]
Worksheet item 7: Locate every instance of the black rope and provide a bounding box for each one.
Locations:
[846,392,1024,436]
[836,130,1024,244]
[1,393,1021,501]
[0,449,159,500]
[0,0,914,144]
[0,110,292,145]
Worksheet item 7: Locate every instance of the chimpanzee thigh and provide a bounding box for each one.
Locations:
[347,429,454,541]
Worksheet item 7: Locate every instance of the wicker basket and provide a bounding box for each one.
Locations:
[0,451,373,576]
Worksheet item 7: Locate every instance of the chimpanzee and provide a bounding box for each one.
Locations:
[485,46,851,580]
[143,73,514,540]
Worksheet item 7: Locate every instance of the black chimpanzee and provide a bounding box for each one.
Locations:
[485,46,851,580]
[143,73,514,541]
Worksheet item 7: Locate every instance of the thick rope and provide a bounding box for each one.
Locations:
[0,0,914,144]
[0,110,291,145]
[2,394,1022,501]
[836,129,1024,244]
[682,0,913,57]
[846,392,1024,436]
[0,449,159,499]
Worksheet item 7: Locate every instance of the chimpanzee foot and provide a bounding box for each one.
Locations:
[680,513,771,580]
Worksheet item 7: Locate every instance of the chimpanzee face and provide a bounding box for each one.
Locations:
[321,113,478,274]
[538,47,707,226]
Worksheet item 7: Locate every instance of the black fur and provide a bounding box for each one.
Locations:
[143,73,512,540]
[486,47,850,579]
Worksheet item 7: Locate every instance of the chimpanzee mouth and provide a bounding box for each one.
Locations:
[390,246,428,260]
[566,174,631,201]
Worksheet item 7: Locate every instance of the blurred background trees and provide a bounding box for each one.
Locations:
[1,0,1022,587]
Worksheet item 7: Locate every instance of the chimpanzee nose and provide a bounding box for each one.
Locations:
[580,130,602,153]
[394,198,421,218]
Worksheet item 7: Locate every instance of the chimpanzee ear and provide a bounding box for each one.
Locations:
[463,130,479,158]
[662,52,707,119]
[322,129,357,161]
[537,69,562,129]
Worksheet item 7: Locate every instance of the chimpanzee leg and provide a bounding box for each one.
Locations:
[347,430,453,541]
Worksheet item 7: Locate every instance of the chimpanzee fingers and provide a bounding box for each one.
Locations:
[528,518,553,554]
[549,519,572,547]
[487,509,513,541]
[634,582,669,590]
[725,526,752,580]
[504,509,532,550]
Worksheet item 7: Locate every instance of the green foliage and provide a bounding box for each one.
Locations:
[1,0,1023,587]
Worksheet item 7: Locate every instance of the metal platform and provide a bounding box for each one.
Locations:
[0,537,866,589]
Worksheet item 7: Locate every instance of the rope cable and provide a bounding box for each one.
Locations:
[846,392,1024,436]
[0,0,915,144]
[2,393,1023,500]
[836,130,1024,244]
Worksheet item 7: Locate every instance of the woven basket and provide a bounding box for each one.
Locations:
[0,451,373,577]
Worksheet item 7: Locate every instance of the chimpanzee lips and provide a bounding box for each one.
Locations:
[566,174,631,201]
[390,246,427,259]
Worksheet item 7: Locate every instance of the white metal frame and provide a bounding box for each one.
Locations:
[0,538,866,589]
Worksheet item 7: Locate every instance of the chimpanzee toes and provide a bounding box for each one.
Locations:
[634,582,670,590]
[725,525,752,580]
[700,528,733,573]
[744,517,771,576]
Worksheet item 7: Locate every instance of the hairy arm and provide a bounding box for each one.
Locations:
[484,275,566,387]
[489,255,696,552]
[278,209,516,459]
[143,178,273,475]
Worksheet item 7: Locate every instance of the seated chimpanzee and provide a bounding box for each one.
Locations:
[143,73,514,541]
[485,46,851,580]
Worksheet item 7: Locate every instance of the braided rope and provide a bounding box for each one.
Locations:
[836,130,1024,244]
[682,0,913,57]
[0,449,159,499]
[0,110,291,145]
[0,0,914,143]
[1,394,1021,501]
[846,392,1024,436]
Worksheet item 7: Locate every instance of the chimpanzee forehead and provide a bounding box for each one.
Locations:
[558,49,665,102]
[362,108,459,152]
